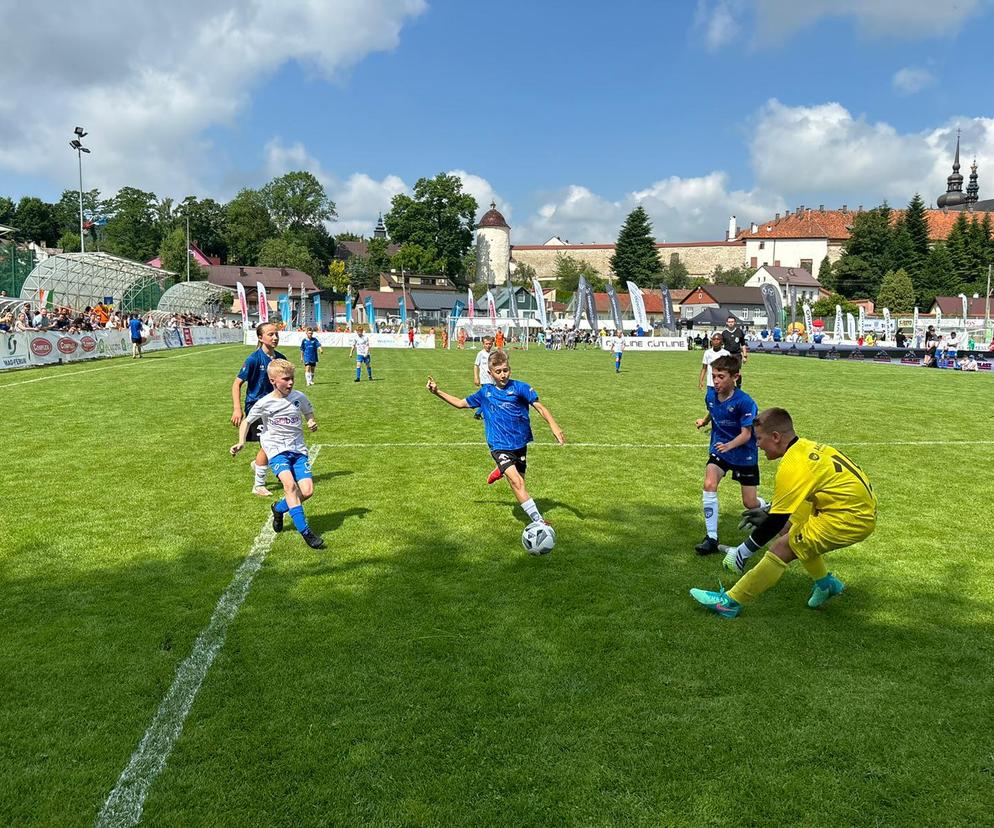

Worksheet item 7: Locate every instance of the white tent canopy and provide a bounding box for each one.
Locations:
[155,280,231,319]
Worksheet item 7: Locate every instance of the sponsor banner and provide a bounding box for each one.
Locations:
[749,339,994,369]
[0,327,242,372]
[599,336,688,351]
[254,331,436,349]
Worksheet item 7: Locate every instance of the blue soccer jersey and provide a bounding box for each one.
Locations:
[128,318,142,339]
[300,338,320,364]
[705,386,758,466]
[465,379,539,450]
[237,348,287,412]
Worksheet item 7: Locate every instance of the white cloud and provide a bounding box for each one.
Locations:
[328,173,410,236]
[0,0,426,199]
[448,170,511,224]
[892,67,936,95]
[749,99,994,206]
[694,0,745,50]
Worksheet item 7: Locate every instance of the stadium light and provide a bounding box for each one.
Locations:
[69,128,91,253]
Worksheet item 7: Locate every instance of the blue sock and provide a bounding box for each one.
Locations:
[274,498,289,514]
[289,505,308,532]
[367,367,373,378]
[355,366,361,380]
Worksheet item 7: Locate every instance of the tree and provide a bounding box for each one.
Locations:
[158,227,206,282]
[176,196,228,261]
[945,212,972,290]
[832,255,876,299]
[101,187,161,261]
[553,254,605,293]
[0,197,14,226]
[660,258,690,289]
[903,193,930,263]
[817,256,835,291]
[811,292,858,317]
[835,205,894,297]
[321,259,349,293]
[58,231,81,252]
[224,188,275,265]
[391,242,444,275]
[13,197,58,245]
[285,224,336,276]
[610,206,661,287]
[365,237,391,278]
[916,244,957,310]
[876,269,916,313]
[511,260,537,287]
[335,231,362,242]
[711,265,752,286]
[345,255,373,291]
[459,245,477,285]
[262,171,336,233]
[385,173,477,278]
[257,236,319,277]
[53,188,101,238]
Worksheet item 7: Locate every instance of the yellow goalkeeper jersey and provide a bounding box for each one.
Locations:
[771,437,877,522]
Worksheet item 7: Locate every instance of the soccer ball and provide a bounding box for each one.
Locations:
[521,521,556,555]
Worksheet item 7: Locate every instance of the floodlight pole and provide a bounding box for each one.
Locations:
[76,148,85,253]
[186,214,191,282]
[986,264,991,344]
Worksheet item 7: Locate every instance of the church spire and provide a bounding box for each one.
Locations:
[937,129,966,208]
[966,158,979,206]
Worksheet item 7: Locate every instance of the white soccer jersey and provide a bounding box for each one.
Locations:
[701,347,729,387]
[475,349,494,384]
[245,390,314,457]
[354,334,370,357]
[611,337,625,353]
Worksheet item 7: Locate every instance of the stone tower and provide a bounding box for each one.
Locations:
[475,201,510,285]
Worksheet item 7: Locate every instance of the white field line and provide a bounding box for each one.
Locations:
[94,445,320,828]
[0,344,243,390]
[314,439,994,449]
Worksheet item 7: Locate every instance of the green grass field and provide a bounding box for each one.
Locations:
[3,343,994,827]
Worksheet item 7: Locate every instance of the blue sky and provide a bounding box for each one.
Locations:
[2,0,994,243]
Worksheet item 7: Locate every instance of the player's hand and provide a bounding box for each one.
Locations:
[230,410,243,427]
[695,418,707,429]
[553,428,566,445]
[715,441,729,453]
[230,443,244,456]
[307,419,318,432]
[738,504,770,531]
[426,376,437,394]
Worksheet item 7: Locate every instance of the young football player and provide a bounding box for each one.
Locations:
[231,359,325,549]
[299,327,323,386]
[426,350,565,525]
[610,330,625,373]
[231,322,286,496]
[348,326,373,382]
[698,332,729,391]
[691,407,877,618]
[693,355,766,556]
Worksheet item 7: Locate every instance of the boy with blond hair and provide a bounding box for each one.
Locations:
[231,359,325,549]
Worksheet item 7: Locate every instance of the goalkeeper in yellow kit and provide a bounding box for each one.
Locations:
[690,407,876,618]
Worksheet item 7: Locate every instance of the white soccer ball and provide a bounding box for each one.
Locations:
[521,521,556,555]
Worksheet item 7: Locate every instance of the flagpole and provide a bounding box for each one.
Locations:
[986,264,991,345]
[185,215,190,282]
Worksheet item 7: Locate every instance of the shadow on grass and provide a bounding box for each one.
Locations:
[5,505,994,827]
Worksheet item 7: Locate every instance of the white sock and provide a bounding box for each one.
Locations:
[521,498,543,522]
[253,463,267,487]
[758,496,769,510]
[703,491,719,539]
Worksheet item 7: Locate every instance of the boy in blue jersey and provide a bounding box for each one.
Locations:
[693,355,767,556]
[299,327,323,386]
[128,313,144,359]
[231,322,286,496]
[426,349,565,526]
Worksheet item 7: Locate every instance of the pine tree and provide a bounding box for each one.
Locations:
[876,269,916,313]
[902,194,930,261]
[816,256,834,290]
[610,206,662,288]
[945,212,972,291]
[917,244,956,310]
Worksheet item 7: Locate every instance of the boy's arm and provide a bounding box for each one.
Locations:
[695,412,712,429]
[715,425,752,454]
[426,376,471,409]
[300,395,318,432]
[473,363,481,386]
[698,362,707,388]
[230,378,245,425]
[532,401,565,444]
[230,408,259,454]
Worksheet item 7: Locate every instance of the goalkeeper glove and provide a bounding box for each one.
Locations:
[738,504,770,531]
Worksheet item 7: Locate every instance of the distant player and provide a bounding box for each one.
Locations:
[610,330,625,373]
[473,335,495,423]
[698,332,729,391]
[721,315,748,387]
[426,350,565,526]
[128,313,144,359]
[231,359,325,549]
[299,327,323,386]
[693,355,766,556]
[495,328,505,350]
[691,407,877,618]
[231,322,286,496]
[349,326,373,382]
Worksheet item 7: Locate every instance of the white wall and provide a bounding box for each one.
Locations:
[743,237,829,276]
[475,227,510,285]
[746,271,823,304]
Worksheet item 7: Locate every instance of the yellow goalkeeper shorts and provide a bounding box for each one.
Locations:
[788,502,876,560]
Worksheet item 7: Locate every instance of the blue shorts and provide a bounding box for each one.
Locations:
[269,451,312,481]
[357,354,371,364]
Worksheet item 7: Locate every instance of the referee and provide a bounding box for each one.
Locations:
[721,314,748,387]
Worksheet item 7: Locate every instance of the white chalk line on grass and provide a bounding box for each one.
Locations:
[94,445,321,828]
[0,344,243,391]
[314,439,994,449]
